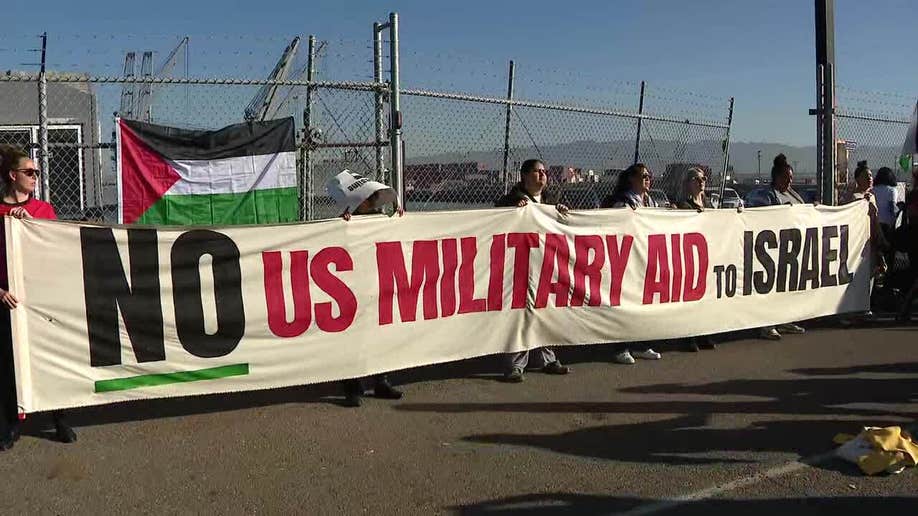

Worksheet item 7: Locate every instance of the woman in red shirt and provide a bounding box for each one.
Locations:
[0,145,76,450]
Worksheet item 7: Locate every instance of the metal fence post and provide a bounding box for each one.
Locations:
[501,60,515,193]
[633,80,645,164]
[388,12,403,205]
[373,23,385,183]
[37,32,50,202]
[718,97,735,203]
[814,64,825,201]
[823,63,837,205]
[301,35,316,221]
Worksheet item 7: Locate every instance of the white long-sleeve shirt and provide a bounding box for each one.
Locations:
[873,184,899,226]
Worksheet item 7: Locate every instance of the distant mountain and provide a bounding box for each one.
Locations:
[728,142,815,176]
[405,139,902,178]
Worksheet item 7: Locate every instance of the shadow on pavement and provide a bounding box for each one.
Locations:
[452,493,918,515]
[395,370,917,467]
[618,377,918,417]
[46,348,918,435]
[460,415,904,466]
[792,362,918,376]
[53,380,343,428]
[396,374,918,418]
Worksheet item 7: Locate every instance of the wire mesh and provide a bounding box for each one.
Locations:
[400,94,506,212]
[399,89,730,212]
[509,105,639,209]
[308,86,390,220]
[1,31,735,222]
[637,119,730,204]
[836,86,914,176]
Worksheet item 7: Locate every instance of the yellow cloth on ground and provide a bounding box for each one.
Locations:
[834,426,918,475]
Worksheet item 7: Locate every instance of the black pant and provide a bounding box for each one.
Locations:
[342,374,389,394]
[0,310,18,435]
[0,310,69,438]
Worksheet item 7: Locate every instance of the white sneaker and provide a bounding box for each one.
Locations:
[613,350,635,365]
[777,323,805,334]
[632,349,662,360]
[760,327,781,340]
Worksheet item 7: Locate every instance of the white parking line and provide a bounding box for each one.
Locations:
[617,451,836,516]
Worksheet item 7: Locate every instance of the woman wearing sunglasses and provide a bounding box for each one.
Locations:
[675,167,718,352]
[601,163,658,210]
[0,145,76,450]
[600,163,663,364]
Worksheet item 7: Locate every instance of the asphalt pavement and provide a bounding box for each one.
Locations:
[1,321,916,515]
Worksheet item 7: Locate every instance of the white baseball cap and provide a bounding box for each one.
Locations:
[325,170,398,214]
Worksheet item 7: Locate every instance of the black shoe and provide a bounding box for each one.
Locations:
[0,425,16,451]
[374,380,403,400]
[7,422,20,443]
[342,380,363,408]
[503,367,524,383]
[684,339,700,352]
[54,420,77,444]
[698,336,716,350]
[343,391,362,407]
[542,361,570,375]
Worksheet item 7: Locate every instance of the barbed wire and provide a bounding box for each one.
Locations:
[836,84,916,120]
[1,32,734,221]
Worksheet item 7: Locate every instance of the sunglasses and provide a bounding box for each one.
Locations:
[13,168,40,178]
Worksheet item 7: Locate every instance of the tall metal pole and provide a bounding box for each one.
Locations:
[814,64,825,197]
[814,0,837,205]
[373,23,385,182]
[501,60,515,194]
[633,81,646,164]
[301,35,316,221]
[823,63,836,205]
[388,12,403,205]
[757,150,762,181]
[38,32,50,202]
[718,97,735,204]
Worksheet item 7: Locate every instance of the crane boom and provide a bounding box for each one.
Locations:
[118,52,136,118]
[244,37,301,122]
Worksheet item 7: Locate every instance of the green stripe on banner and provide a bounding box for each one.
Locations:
[94,363,250,393]
[137,187,299,225]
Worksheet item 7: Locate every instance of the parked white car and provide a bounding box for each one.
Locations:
[719,187,744,209]
[705,187,743,209]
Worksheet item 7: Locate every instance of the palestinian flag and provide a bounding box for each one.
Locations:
[117,117,299,225]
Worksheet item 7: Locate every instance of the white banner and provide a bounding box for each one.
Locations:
[8,203,871,413]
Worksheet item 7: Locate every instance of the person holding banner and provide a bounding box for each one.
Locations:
[495,159,571,382]
[873,167,900,270]
[601,163,659,210]
[840,162,884,323]
[751,154,808,340]
[600,164,663,364]
[326,170,406,407]
[842,162,885,269]
[675,167,717,352]
[0,145,77,449]
[897,168,918,322]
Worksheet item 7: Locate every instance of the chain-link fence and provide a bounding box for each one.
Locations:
[1,26,734,222]
[399,81,733,212]
[836,86,915,180]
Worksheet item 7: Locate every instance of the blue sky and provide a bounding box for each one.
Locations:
[2,0,916,146]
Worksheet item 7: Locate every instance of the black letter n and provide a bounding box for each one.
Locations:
[82,228,164,367]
